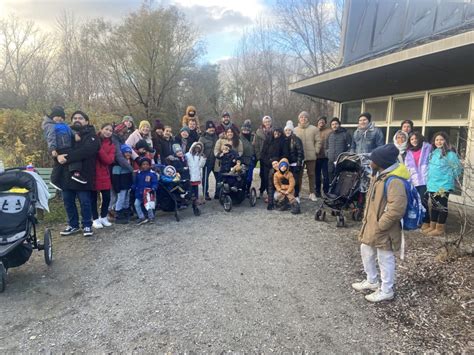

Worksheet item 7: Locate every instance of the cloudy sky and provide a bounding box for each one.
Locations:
[0,0,275,62]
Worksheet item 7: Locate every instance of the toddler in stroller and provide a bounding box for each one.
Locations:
[315,152,371,227]
[0,168,53,292]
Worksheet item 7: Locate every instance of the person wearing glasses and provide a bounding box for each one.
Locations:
[56,111,100,237]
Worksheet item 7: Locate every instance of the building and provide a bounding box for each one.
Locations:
[289,0,474,204]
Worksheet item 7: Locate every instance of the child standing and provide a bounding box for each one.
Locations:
[185,142,206,209]
[133,157,158,225]
[42,106,85,188]
[353,144,409,302]
[273,158,300,214]
[112,144,134,224]
[425,132,462,236]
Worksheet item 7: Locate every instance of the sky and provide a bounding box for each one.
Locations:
[0,0,276,63]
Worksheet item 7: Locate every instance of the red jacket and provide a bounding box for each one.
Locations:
[95,137,115,191]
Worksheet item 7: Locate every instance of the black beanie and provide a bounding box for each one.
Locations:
[359,112,372,122]
[135,139,152,152]
[138,157,152,166]
[71,110,89,122]
[50,106,65,119]
[370,144,399,169]
[205,120,216,129]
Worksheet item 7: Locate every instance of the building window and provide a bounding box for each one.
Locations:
[364,100,388,123]
[341,101,361,124]
[429,92,470,120]
[392,97,424,123]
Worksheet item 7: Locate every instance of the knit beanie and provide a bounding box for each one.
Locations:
[139,120,150,130]
[154,119,164,130]
[370,144,399,169]
[205,120,216,129]
[180,126,190,134]
[262,115,272,123]
[172,144,183,154]
[222,111,230,118]
[120,144,132,154]
[70,110,89,122]
[50,106,65,119]
[279,160,289,171]
[241,119,252,131]
[284,120,294,132]
[135,139,152,152]
[330,117,341,125]
[122,115,134,123]
[138,157,151,166]
[359,112,372,122]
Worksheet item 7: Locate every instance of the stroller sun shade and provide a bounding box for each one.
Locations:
[0,171,38,201]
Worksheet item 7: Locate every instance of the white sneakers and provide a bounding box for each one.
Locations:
[92,217,112,229]
[352,280,380,291]
[295,197,301,203]
[308,193,317,202]
[352,280,394,303]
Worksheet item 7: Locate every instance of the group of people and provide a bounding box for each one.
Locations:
[42,105,463,303]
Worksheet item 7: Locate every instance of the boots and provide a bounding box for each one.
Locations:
[115,209,129,224]
[291,201,301,215]
[423,221,437,235]
[427,223,445,237]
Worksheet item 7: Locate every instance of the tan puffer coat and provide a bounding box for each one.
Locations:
[294,123,321,162]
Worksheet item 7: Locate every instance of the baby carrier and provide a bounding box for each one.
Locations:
[0,168,53,292]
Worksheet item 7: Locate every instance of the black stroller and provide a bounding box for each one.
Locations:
[315,153,371,227]
[0,168,53,292]
[155,165,200,221]
[218,166,257,212]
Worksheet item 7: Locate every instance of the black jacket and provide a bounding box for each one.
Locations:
[218,150,239,173]
[175,135,192,154]
[59,124,100,191]
[170,156,190,180]
[157,136,175,162]
[282,134,304,166]
[261,135,283,166]
[326,128,352,163]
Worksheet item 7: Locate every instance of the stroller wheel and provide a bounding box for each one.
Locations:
[249,188,257,207]
[355,209,363,221]
[322,211,327,221]
[223,195,232,212]
[219,190,226,206]
[0,262,6,293]
[336,215,345,228]
[174,211,180,222]
[193,206,201,216]
[315,209,322,221]
[44,229,53,266]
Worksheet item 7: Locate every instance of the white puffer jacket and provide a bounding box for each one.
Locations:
[185,142,206,182]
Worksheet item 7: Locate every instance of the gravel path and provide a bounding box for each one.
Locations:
[0,188,405,352]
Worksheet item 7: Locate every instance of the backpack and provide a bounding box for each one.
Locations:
[384,176,426,231]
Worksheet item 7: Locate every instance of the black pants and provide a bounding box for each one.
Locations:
[91,190,111,220]
[268,169,275,205]
[429,192,449,224]
[202,165,216,196]
[415,185,430,224]
[315,158,329,195]
[289,166,301,197]
[260,161,270,194]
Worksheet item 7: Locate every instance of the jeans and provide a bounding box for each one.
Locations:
[315,158,329,195]
[116,189,130,211]
[134,199,154,220]
[91,190,111,220]
[360,243,395,294]
[202,164,216,196]
[62,189,93,228]
[429,192,449,224]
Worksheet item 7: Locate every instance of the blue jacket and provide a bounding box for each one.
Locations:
[351,123,385,154]
[133,170,158,200]
[427,149,462,193]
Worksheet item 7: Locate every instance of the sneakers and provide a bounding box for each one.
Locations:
[99,217,112,227]
[60,226,80,236]
[309,193,317,202]
[352,280,380,292]
[137,218,149,225]
[71,172,87,184]
[49,181,62,191]
[295,197,300,203]
[83,226,93,237]
[365,289,394,303]
[92,219,104,229]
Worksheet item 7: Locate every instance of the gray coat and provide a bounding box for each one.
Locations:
[199,132,218,169]
[325,128,352,163]
[350,123,385,154]
[240,133,255,166]
[42,116,73,153]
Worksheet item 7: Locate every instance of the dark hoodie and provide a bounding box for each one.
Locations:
[261,129,284,166]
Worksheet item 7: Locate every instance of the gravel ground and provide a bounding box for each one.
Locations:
[0,185,410,353]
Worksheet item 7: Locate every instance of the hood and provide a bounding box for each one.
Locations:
[186,105,197,116]
[189,141,203,154]
[381,163,411,180]
[393,130,408,154]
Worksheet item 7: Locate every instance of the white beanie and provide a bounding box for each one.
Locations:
[262,115,272,123]
[284,120,294,132]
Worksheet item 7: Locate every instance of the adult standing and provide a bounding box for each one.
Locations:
[126,120,154,161]
[175,126,192,153]
[325,117,352,181]
[282,120,304,201]
[215,112,240,136]
[260,128,284,203]
[315,116,332,197]
[400,120,414,135]
[121,115,135,141]
[92,123,115,229]
[253,115,273,199]
[57,111,100,237]
[393,130,409,162]
[405,132,432,232]
[158,126,175,163]
[350,112,385,154]
[199,121,218,200]
[240,119,256,194]
[294,111,322,202]
[151,119,164,162]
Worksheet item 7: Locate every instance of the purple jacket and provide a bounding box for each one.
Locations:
[405,142,431,187]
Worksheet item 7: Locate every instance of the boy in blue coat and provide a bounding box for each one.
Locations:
[133,157,158,225]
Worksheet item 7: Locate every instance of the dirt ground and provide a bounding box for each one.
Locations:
[0,175,472,353]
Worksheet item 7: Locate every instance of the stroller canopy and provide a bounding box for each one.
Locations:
[0,171,37,201]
